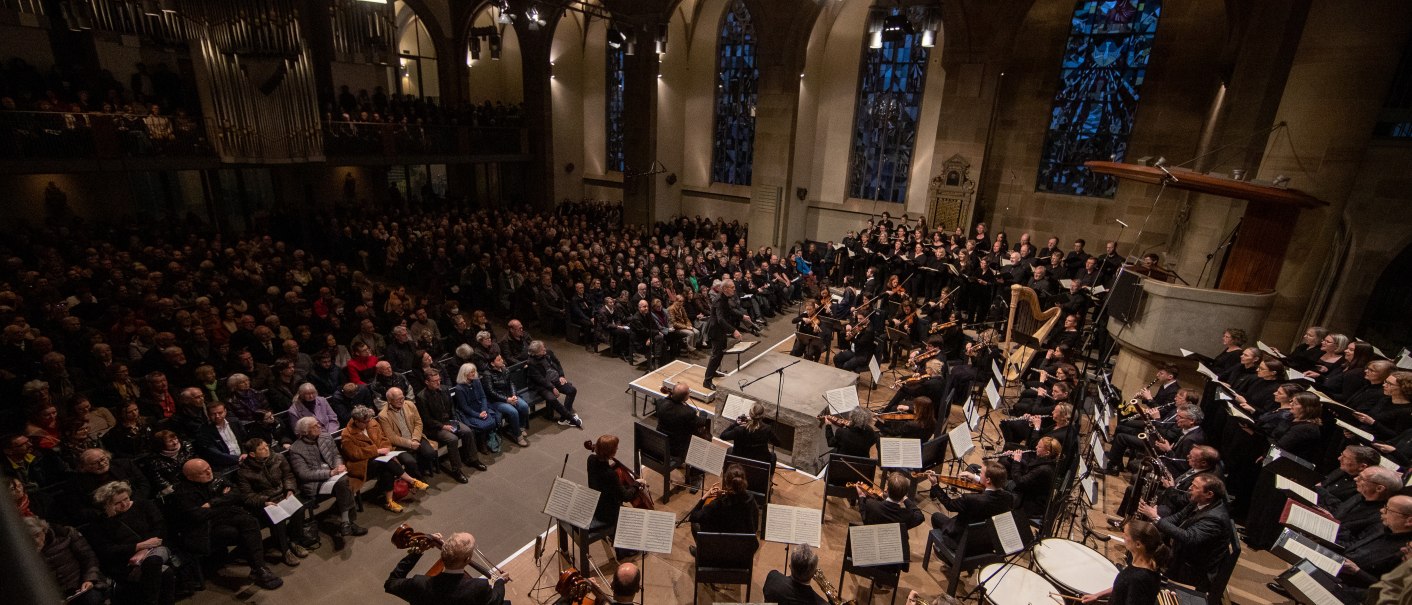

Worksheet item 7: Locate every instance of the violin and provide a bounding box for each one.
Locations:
[876,411,917,422]
[928,319,958,334]
[848,481,886,499]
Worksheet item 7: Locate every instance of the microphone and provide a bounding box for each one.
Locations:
[1115,219,1129,228]
[1153,157,1180,183]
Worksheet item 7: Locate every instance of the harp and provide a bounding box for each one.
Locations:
[1001,284,1061,382]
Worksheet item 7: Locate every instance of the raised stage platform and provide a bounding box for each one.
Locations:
[712,351,859,474]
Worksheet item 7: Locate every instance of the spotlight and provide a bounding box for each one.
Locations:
[525,7,545,31]
[142,0,160,16]
[655,23,668,55]
[607,28,625,50]
[882,13,913,42]
[467,38,480,65]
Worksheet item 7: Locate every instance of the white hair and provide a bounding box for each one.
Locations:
[295,416,320,436]
[456,363,479,384]
[226,373,248,389]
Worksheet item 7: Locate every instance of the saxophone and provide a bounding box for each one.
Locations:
[1120,377,1160,416]
[814,569,857,605]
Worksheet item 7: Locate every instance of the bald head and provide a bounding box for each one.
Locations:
[182,459,213,483]
[612,562,640,600]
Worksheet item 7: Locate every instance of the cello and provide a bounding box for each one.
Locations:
[584,440,654,510]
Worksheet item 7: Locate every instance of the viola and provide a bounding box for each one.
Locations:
[876,411,917,422]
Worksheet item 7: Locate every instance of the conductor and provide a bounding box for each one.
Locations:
[386,532,507,605]
[704,279,751,390]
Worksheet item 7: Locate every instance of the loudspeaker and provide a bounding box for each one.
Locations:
[1107,268,1144,324]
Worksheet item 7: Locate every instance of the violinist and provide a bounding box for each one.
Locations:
[880,395,938,440]
[885,359,948,414]
[656,383,708,485]
[855,472,925,574]
[834,309,878,374]
[720,402,776,464]
[789,299,830,363]
[688,464,759,554]
[584,435,646,559]
[824,408,880,458]
[927,462,1017,547]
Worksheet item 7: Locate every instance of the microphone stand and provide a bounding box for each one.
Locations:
[1196,217,1241,287]
[738,358,805,461]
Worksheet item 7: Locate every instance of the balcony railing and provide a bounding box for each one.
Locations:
[0,110,213,160]
[321,120,527,158]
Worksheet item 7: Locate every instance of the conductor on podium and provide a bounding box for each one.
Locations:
[704,279,750,390]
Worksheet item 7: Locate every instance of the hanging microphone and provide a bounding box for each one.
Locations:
[1153,157,1180,183]
[1115,219,1129,228]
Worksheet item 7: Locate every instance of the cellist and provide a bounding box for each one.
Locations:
[584,435,648,559]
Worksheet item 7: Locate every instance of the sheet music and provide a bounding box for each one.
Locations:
[722,394,756,421]
[963,397,980,431]
[1275,475,1318,505]
[375,450,404,463]
[1091,285,1106,295]
[763,504,822,546]
[1226,402,1254,424]
[1286,568,1342,605]
[1077,457,1089,479]
[1083,478,1098,504]
[543,477,600,530]
[991,512,1024,554]
[1398,351,1412,371]
[727,341,758,354]
[947,422,974,459]
[1284,503,1339,544]
[263,494,303,524]
[847,524,905,567]
[1286,368,1312,382]
[1380,456,1402,472]
[879,438,923,468]
[823,387,860,414]
[1196,362,1220,382]
[1091,434,1107,469]
[686,436,728,476]
[1335,419,1375,443]
[318,472,348,495]
[868,356,882,385]
[990,361,1003,386]
[1308,388,1336,404]
[1258,341,1283,358]
[1059,279,1072,288]
[613,507,676,554]
[985,381,1001,408]
[1180,348,1197,358]
[1275,529,1344,577]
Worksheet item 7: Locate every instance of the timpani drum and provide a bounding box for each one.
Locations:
[976,563,1061,605]
[1032,538,1120,595]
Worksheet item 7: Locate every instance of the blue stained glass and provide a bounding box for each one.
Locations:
[606,44,626,172]
[1037,0,1163,198]
[711,0,759,186]
[848,6,931,203]
[1375,42,1412,139]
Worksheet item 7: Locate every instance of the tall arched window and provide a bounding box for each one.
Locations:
[711,0,758,186]
[606,44,626,173]
[848,6,933,203]
[395,0,439,100]
[1036,0,1163,198]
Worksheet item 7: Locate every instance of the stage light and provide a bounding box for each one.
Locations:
[654,23,668,55]
[881,13,913,42]
[607,28,625,49]
[526,7,545,31]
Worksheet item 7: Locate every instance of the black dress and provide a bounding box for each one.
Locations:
[720,422,775,463]
[1108,566,1162,605]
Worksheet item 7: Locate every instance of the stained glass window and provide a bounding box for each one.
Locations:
[848,7,931,203]
[1037,0,1163,198]
[1374,41,1412,138]
[606,44,626,172]
[711,0,758,186]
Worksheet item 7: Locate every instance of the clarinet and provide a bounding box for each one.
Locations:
[1120,377,1161,416]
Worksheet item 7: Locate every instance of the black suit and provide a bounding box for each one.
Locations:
[1334,497,1385,546]
[1155,501,1231,590]
[1340,528,1412,588]
[1160,427,1205,476]
[704,293,746,386]
[385,552,506,605]
[1315,469,1359,511]
[929,487,1016,543]
[763,570,827,605]
[826,425,879,459]
[1010,457,1057,520]
[655,395,705,459]
[192,420,249,470]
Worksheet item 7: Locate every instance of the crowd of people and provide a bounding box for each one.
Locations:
[328,85,525,129]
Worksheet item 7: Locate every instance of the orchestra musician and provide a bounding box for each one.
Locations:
[1136,473,1231,592]
[704,279,750,391]
[884,359,947,414]
[1001,387,1073,450]
[385,531,507,605]
[1079,520,1169,605]
[763,545,827,605]
[1004,436,1062,521]
[1113,445,1220,524]
[824,407,880,459]
[926,462,1017,546]
[789,299,830,363]
[834,308,879,374]
[688,464,759,555]
[879,395,938,440]
[719,402,776,464]
[855,472,926,573]
[584,435,646,559]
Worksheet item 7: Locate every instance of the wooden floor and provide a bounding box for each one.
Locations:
[491,335,1292,605]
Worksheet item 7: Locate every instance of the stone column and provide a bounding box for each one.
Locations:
[1251,1,1412,344]
[516,18,555,211]
[620,26,659,227]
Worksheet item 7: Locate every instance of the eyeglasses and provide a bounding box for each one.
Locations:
[1383,507,1412,517]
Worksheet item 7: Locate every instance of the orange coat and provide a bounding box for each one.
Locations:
[339,419,392,492]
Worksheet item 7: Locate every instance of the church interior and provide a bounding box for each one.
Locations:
[2,0,1412,604]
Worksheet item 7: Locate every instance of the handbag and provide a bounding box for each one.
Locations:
[127,546,172,582]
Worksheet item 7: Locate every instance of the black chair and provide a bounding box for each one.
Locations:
[725,453,773,534]
[821,453,878,521]
[1206,521,1242,605]
[839,523,903,605]
[922,509,1035,595]
[691,532,759,605]
[557,519,614,571]
[634,421,694,503]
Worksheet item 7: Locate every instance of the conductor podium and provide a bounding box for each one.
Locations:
[711,352,859,474]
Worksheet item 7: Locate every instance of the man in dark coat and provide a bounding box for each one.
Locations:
[385,531,506,605]
[928,462,1018,545]
[703,279,749,390]
[1139,473,1233,591]
[166,459,283,589]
